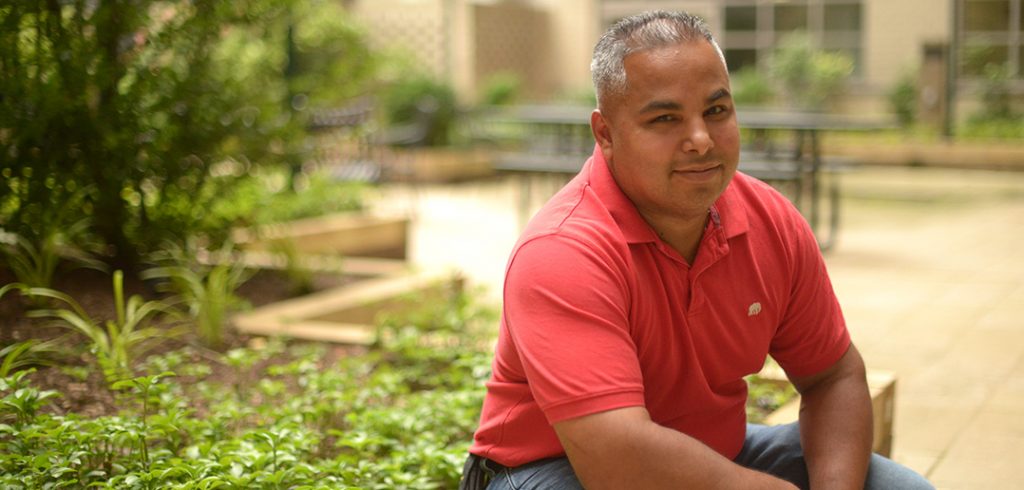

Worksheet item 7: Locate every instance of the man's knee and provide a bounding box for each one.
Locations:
[866,454,935,490]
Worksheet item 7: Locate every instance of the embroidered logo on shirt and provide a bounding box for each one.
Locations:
[748,302,762,317]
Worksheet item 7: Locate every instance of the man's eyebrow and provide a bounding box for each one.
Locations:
[707,88,731,103]
[638,100,681,113]
[638,89,732,113]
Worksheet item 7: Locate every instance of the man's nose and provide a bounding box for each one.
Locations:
[681,119,713,155]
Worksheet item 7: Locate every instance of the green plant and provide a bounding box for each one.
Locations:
[379,74,458,146]
[143,243,251,349]
[21,270,179,384]
[888,70,919,127]
[731,66,775,107]
[0,339,58,378]
[744,374,798,424]
[0,1,377,268]
[0,369,60,427]
[0,288,501,488]
[204,168,365,237]
[480,71,523,106]
[111,372,177,472]
[268,239,316,296]
[0,219,106,290]
[769,32,854,110]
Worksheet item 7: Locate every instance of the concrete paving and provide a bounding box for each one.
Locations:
[373,165,1024,489]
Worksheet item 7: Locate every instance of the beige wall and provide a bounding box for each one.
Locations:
[863,0,952,91]
[531,0,601,100]
[349,0,960,110]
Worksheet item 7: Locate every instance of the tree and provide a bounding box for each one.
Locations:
[0,1,375,269]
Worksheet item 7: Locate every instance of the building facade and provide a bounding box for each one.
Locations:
[348,0,1022,118]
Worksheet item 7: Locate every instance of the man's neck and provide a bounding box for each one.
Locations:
[639,208,710,265]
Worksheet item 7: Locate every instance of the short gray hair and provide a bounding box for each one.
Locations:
[591,11,725,107]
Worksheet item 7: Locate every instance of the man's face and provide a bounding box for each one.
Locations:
[592,40,740,224]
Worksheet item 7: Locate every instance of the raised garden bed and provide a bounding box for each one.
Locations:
[232,211,409,259]
[232,267,462,345]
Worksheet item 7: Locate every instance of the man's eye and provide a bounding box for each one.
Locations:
[705,105,729,116]
[652,114,675,123]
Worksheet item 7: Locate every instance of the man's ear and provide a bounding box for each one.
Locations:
[591,109,613,163]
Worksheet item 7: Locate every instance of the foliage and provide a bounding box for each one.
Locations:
[0,1,377,268]
[0,369,60,428]
[480,71,523,106]
[17,271,180,385]
[0,219,106,290]
[0,339,59,378]
[887,70,919,128]
[731,66,775,107]
[379,74,458,147]
[142,244,251,349]
[206,169,366,235]
[769,32,854,111]
[969,63,1019,123]
[268,239,317,296]
[745,374,798,424]
[959,46,1022,139]
[0,288,497,488]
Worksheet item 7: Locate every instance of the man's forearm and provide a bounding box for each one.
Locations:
[556,407,797,489]
[797,352,873,489]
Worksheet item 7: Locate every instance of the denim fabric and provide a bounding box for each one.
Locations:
[485,457,583,490]
[480,422,934,490]
[735,423,935,490]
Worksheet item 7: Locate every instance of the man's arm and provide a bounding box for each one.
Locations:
[553,407,798,490]
[789,344,873,489]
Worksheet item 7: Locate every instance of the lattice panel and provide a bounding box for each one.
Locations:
[474,3,553,100]
[354,1,447,77]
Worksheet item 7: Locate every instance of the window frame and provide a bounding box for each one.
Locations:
[720,0,864,77]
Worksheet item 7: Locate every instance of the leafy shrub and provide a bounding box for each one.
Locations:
[480,71,523,106]
[0,1,377,267]
[888,71,919,127]
[769,32,854,111]
[731,66,775,107]
[203,169,366,237]
[379,75,458,147]
[0,219,106,290]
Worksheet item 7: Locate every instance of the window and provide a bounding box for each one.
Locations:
[721,0,863,74]
[960,0,1023,78]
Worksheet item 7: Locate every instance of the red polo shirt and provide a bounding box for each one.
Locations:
[470,145,850,467]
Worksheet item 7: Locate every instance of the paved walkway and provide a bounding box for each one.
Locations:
[375,165,1024,489]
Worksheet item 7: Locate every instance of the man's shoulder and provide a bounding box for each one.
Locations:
[726,171,807,224]
[509,179,631,272]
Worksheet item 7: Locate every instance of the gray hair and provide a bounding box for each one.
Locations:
[591,11,725,107]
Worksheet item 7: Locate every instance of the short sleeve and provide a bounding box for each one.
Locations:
[769,211,851,377]
[504,234,646,424]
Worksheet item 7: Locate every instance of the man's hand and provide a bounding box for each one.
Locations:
[553,406,798,489]
[790,344,873,490]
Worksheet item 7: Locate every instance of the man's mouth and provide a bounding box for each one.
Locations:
[673,163,720,174]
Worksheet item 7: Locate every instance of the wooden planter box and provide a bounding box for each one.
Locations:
[388,147,494,183]
[232,212,409,259]
[759,368,897,457]
[232,269,461,345]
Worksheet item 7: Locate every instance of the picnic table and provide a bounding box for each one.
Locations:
[487,104,893,250]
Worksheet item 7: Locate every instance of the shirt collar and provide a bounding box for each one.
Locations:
[586,144,749,243]
[587,144,660,243]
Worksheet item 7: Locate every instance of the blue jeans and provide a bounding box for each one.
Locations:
[482,423,934,490]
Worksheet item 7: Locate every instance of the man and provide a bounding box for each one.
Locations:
[462,11,933,490]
